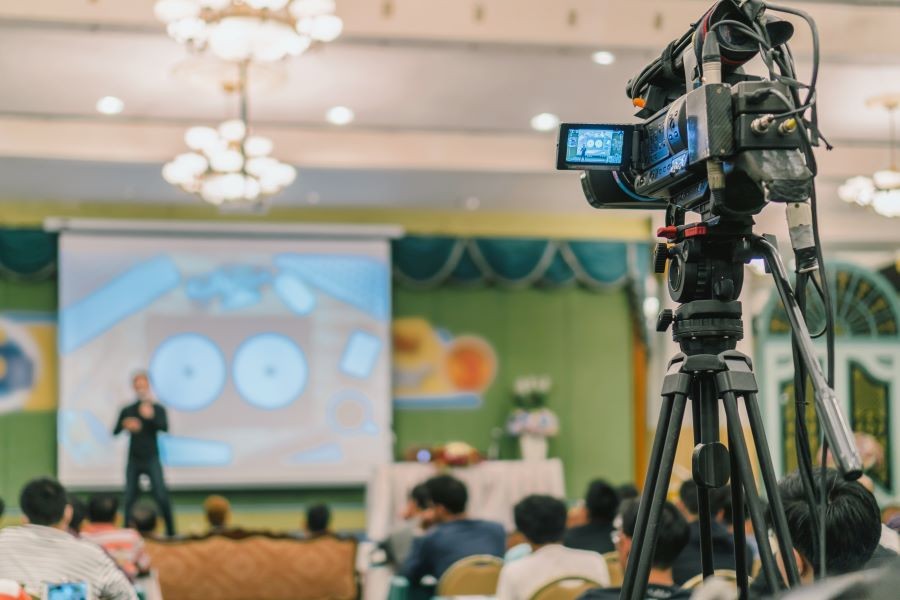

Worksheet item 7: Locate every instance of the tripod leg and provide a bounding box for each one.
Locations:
[744,392,801,586]
[727,425,749,600]
[628,392,688,600]
[619,389,676,599]
[693,378,718,580]
[721,391,783,594]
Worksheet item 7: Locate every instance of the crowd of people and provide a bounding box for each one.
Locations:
[0,468,898,599]
[386,470,900,599]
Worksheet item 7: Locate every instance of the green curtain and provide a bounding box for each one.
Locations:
[0,229,58,281]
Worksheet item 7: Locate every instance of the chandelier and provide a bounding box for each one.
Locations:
[838,95,900,218]
[162,68,296,206]
[154,0,343,63]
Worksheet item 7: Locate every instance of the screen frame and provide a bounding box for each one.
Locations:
[556,123,635,171]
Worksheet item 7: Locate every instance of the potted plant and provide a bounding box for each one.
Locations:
[506,375,558,461]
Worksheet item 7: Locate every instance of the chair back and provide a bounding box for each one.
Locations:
[602,551,623,588]
[529,576,602,600]
[436,554,504,596]
[681,569,739,590]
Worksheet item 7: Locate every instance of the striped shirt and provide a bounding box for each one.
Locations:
[0,525,137,600]
[80,524,150,580]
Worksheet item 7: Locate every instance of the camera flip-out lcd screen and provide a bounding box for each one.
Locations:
[557,124,633,171]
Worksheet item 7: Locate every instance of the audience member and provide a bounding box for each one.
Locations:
[564,479,620,554]
[0,580,30,600]
[889,514,900,534]
[617,483,640,501]
[718,486,759,561]
[203,495,234,534]
[580,499,691,599]
[401,474,506,585]
[0,477,137,600]
[67,494,86,535]
[81,494,151,580]
[671,479,744,585]
[305,503,332,538]
[496,495,610,599]
[384,483,433,566]
[130,504,159,538]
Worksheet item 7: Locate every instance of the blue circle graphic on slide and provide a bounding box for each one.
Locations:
[233,333,307,409]
[150,333,226,411]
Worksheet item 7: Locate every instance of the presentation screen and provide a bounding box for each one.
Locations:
[57,233,391,488]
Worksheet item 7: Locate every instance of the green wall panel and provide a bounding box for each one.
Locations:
[392,286,634,497]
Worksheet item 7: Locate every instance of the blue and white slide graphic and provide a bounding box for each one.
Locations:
[160,435,232,467]
[233,333,307,409]
[340,331,382,379]
[274,254,389,321]
[272,272,316,315]
[150,333,226,412]
[287,443,344,464]
[329,390,379,435]
[60,256,180,354]
[59,409,114,465]
[184,265,271,311]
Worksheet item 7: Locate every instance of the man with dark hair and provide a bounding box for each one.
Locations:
[497,495,609,599]
[671,479,744,585]
[82,494,151,580]
[0,478,136,599]
[581,500,692,599]
[203,495,234,534]
[385,483,434,567]
[305,504,332,538]
[564,479,620,554]
[129,504,159,538]
[401,474,505,584]
[778,468,882,581]
[114,370,176,537]
[67,495,87,535]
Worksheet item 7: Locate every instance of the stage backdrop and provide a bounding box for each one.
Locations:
[57,232,392,488]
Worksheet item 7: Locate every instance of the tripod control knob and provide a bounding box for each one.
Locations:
[656,309,674,332]
[653,243,669,273]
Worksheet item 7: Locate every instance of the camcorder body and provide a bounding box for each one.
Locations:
[556,1,812,221]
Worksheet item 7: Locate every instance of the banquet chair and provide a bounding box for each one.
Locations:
[602,551,623,587]
[529,576,602,600]
[436,554,504,596]
[681,569,739,590]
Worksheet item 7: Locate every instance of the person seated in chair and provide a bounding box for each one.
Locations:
[580,499,691,599]
[497,495,610,599]
[749,468,883,597]
[384,483,434,567]
[401,474,506,585]
[564,480,620,555]
[129,504,159,539]
[305,504,333,539]
[671,480,746,585]
[81,494,151,581]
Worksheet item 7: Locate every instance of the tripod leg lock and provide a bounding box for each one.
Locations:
[693,442,731,488]
[716,371,758,394]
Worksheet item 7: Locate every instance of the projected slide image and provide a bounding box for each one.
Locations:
[58,235,391,488]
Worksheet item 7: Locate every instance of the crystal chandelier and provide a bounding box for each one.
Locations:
[162,67,296,206]
[154,0,343,63]
[838,95,900,218]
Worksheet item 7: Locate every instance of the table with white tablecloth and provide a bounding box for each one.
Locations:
[366,459,566,541]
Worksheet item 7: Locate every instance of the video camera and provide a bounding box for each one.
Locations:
[556,0,814,220]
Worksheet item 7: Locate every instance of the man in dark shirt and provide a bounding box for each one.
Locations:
[564,479,620,555]
[113,371,175,536]
[401,474,506,586]
[580,499,691,599]
[671,480,745,585]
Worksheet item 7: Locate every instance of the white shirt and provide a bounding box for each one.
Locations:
[0,525,137,600]
[495,544,610,600]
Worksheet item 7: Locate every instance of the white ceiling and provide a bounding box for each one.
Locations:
[0,0,898,247]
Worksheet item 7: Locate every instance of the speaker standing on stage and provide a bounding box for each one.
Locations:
[113,371,176,537]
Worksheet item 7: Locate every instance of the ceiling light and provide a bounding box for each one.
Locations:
[154,0,343,64]
[96,96,124,115]
[530,112,560,133]
[839,94,900,218]
[591,51,616,66]
[326,106,354,126]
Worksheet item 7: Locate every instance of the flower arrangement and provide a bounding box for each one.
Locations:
[506,375,559,439]
[403,441,483,467]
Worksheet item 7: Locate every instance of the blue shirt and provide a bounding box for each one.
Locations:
[401,518,506,583]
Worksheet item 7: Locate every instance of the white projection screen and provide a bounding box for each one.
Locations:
[57,232,392,488]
